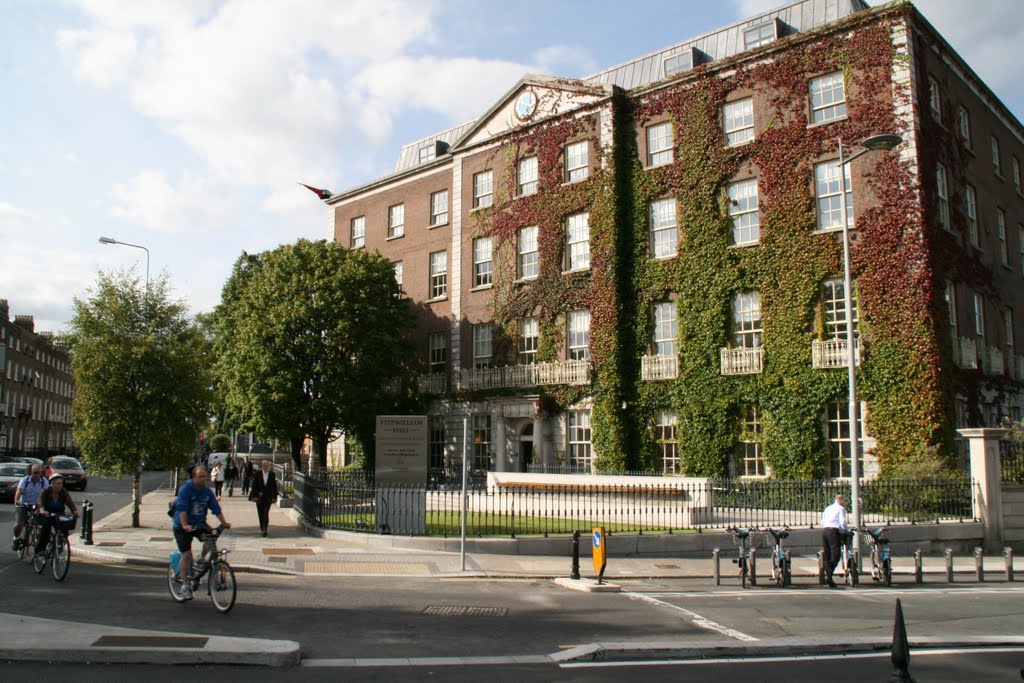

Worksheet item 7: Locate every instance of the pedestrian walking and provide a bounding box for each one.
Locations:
[249,460,278,537]
[241,457,254,496]
[821,493,849,588]
[210,462,224,500]
[226,458,238,497]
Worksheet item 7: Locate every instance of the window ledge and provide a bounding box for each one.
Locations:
[807,114,849,130]
[470,284,494,292]
[994,172,1006,182]
[429,221,449,229]
[351,244,366,250]
[471,204,493,214]
[427,296,449,304]
[517,189,538,198]
[561,176,590,187]
[650,253,678,261]
[728,241,760,249]
[811,226,850,235]
[562,268,591,276]
[514,276,539,284]
[725,138,756,150]
[644,160,674,171]
[386,233,404,241]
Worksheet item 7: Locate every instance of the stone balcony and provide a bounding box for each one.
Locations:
[419,373,447,394]
[811,338,860,369]
[982,346,1005,376]
[461,359,591,391]
[952,336,978,370]
[641,354,679,380]
[720,346,763,376]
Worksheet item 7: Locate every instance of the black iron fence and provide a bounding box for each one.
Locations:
[1002,439,1024,484]
[295,472,976,538]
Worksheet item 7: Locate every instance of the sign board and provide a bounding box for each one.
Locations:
[375,415,428,485]
[592,526,607,582]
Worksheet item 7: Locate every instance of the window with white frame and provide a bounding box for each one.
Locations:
[565,141,589,182]
[945,281,958,339]
[473,170,493,209]
[965,184,978,246]
[429,331,448,374]
[473,237,493,288]
[1003,308,1015,352]
[430,190,449,226]
[518,156,538,196]
[738,405,766,477]
[473,323,493,369]
[565,212,590,271]
[957,106,971,146]
[419,145,436,163]
[568,310,591,361]
[650,198,678,258]
[936,164,950,230]
[998,209,1009,266]
[568,409,593,470]
[928,76,942,124]
[723,98,754,146]
[809,72,846,124]
[519,317,539,365]
[653,301,677,356]
[656,410,679,474]
[429,418,446,472]
[732,291,762,348]
[393,260,403,287]
[517,226,539,279]
[814,161,852,231]
[992,136,1002,176]
[388,204,404,238]
[1015,157,1022,194]
[973,292,986,343]
[826,400,865,478]
[728,178,760,246]
[472,414,492,471]
[429,250,447,299]
[647,121,673,166]
[350,216,365,249]
[822,279,858,338]
[744,22,776,49]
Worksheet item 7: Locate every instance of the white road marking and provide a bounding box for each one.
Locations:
[640,586,1024,598]
[623,592,758,641]
[303,655,552,667]
[558,646,1024,668]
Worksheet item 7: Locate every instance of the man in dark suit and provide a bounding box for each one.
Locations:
[249,459,278,537]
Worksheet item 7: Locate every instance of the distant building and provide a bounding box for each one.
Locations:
[0,300,75,456]
[324,0,1023,480]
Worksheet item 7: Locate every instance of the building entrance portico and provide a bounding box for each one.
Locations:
[489,397,556,473]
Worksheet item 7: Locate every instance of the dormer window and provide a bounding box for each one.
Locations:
[663,48,696,77]
[744,19,780,50]
[418,146,436,163]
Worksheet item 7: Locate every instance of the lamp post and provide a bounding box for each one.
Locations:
[99,237,150,298]
[836,133,902,552]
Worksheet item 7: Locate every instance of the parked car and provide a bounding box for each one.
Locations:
[17,456,43,468]
[45,455,87,491]
[0,462,31,502]
[207,452,231,470]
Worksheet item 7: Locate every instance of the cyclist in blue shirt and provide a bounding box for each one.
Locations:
[12,465,49,550]
[172,465,231,600]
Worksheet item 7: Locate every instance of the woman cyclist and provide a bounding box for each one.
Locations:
[34,474,78,557]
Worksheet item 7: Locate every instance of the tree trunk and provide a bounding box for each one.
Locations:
[131,464,142,528]
[290,436,304,472]
[315,431,330,471]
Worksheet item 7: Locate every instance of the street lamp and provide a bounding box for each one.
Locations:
[99,236,150,297]
[836,133,903,553]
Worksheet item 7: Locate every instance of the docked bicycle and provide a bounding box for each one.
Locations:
[729,526,756,588]
[764,526,792,587]
[856,526,892,586]
[838,529,859,586]
[168,524,237,613]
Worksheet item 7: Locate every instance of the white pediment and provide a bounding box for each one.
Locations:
[455,76,611,149]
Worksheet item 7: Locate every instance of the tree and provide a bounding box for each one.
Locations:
[209,433,232,453]
[66,271,212,527]
[213,239,416,470]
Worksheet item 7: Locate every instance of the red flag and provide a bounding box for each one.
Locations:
[298,182,332,199]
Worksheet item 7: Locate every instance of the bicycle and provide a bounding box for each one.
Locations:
[764,526,792,587]
[838,529,859,586]
[729,526,756,588]
[32,512,76,582]
[856,526,892,586]
[14,504,40,563]
[167,524,236,613]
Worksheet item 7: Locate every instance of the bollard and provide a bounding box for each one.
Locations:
[84,500,94,546]
[80,499,90,541]
[974,547,984,582]
[945,548,954,583]
[1005,547,1014,582]
[817,549,825,585]
[713,547,721,586]
[749,547,757,586]
[570,530,581,580]
[914,549,923,584]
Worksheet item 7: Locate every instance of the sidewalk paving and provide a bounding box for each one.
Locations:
[74,485,1024,582]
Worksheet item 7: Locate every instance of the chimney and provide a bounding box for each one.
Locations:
[0,299,8,321]
[14,315,34,334]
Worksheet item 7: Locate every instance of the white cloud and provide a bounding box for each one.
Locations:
[533,45,598,77]
[109,170,232,234]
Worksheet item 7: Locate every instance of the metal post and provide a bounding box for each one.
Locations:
[713,547,721,586]
[817,549,825,585]
[460,417,468,572]
[914,549,923,584]
[571,530,581,580]
[945,548,954,583]
[974,547,984,582]
[749,547,757,586]
[83,500,94,545]
[80,499,90,541]
[1005,547,1014,582]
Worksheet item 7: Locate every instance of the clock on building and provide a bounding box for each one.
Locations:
[514,90,538,121]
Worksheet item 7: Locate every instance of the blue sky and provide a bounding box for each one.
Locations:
[2,0,1024,333]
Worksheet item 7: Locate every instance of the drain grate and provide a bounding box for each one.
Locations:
[96,542,126,547]
[148,536,172,542]
[422,605,508,617]
[655,563,680,569]
[268,556,288,563]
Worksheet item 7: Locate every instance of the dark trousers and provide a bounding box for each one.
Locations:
[214,481,224,498]
[822,527,841,582]
[256,500,272,533]
[241,474,251,495]
[34,517,56,554]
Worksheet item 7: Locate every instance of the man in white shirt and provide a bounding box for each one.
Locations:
[820,494,849,588]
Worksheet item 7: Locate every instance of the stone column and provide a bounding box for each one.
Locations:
[533,415,546,470]
[959,427,1008,553]
[493,412,506,473]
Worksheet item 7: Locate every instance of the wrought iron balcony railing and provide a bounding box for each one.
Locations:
[461,359,591,391]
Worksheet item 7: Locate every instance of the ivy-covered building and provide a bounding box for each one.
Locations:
[326,0,1024,481]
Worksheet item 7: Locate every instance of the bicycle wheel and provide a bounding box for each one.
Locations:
[52,533,70,581]
[740,557,748,589]
[850,561,859,586]
[783,556,792,587]
[882,558,892,586]
[772,550,783,586]
[208,560,236,613]
[20,525,37,563]
[167,565,187,603]
[32,541,47,574]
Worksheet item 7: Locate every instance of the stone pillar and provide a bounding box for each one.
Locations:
[533,415,546,470]
[959,428,1008,553]
[493,412,507,473]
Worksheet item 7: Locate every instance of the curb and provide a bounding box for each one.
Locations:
[74,545,299,576]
